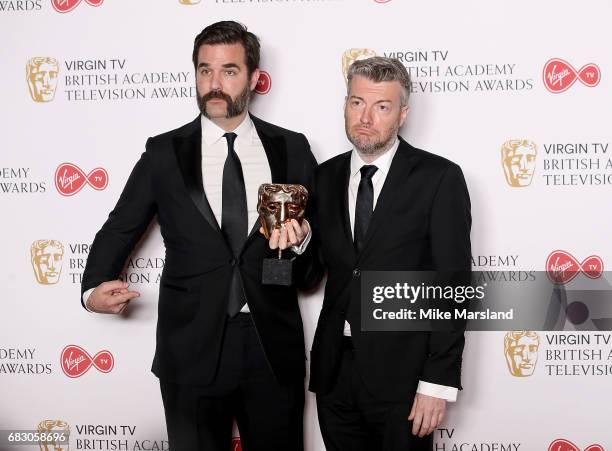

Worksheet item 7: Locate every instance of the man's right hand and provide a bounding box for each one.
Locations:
[86,280,140,314]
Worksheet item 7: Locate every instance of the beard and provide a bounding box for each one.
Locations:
[345,120,399,157]
[197,84,251,119]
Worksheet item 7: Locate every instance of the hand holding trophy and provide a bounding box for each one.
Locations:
[257,183,309,285]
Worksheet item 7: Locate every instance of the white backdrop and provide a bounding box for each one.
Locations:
[1,0,611,450]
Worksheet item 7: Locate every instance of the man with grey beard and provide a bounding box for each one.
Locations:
[308,57,471,450]
[81,21,319,451]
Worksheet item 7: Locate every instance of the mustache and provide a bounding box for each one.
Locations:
[201,90,233,103]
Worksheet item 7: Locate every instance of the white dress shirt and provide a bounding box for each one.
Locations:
[200,114,271,313]
[345,138,458,402]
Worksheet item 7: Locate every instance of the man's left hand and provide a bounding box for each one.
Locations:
[261,219,310,250]
[408,393,446,437]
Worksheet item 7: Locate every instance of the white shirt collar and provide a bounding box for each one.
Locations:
[200,113,254,147]
[350,137,400,179]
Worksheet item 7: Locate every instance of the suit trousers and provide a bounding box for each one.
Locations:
[160,313,304,451]
[316,340,432,451]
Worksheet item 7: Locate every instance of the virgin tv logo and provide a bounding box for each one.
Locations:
[54,163,108,196]
[543,58,601,93]
[255,71,271,95]
[61,345,114,378]
[545,250,604,285]
[549,439,604,451]
[52,0,103,13]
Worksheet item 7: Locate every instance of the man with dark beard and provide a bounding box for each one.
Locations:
[80,21,319,451]
[308,57,471,450]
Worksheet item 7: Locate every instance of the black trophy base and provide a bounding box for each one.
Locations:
[262,257,295,286]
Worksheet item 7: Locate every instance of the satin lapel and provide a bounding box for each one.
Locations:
[358,140,417,259]
[173,121,221,234]
[338,153,354,257]
[245,118,288,239]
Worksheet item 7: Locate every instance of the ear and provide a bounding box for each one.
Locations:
[399,106,410,127]
[249,68,261,92]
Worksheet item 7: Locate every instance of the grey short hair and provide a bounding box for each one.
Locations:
[347,56,411,106]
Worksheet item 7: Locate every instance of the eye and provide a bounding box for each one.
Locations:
[225,70,236,76]
[266,202,280,212]
[200,68,211,76]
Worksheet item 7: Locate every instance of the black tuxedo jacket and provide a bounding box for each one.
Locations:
[82,115,319,386]
[308,137,471,401]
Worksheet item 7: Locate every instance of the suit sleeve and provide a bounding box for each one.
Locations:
[80,142,157,308]
[292,133,325,291]
[420,163,471,389]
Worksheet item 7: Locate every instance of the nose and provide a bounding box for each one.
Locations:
[279,201,286,223]
[210,71,221,91]
[359,106,373,125]
[518,156,527,172]
[42,72,50,88]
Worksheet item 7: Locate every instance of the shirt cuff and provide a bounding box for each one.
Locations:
[417,380,458,402]
[82,288,95,312]
[290,220,311,255]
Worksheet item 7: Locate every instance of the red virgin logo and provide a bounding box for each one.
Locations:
[543,58,601,93]
[61,345,114,378]
[255,71,271,95]
[52,0,104,13]
[548,439,604,451]
[231,437,241,451]
[546,250,604,284]
[54,163,108,196]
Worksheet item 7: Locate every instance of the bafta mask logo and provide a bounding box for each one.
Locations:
[31,240,64,285]
[178,0,200,3]
[501,139,537,187]
[257,184,308,239]
[342,48,377,84]
[504,331,539,377]
[37,419,70,451]
[26,57,59,103]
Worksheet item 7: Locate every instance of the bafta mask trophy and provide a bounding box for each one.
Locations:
[257,183,308,286]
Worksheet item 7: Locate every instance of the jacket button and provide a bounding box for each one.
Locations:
[353,269,361,278]
[229,258,236,266]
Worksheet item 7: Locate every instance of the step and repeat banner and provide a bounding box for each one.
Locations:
[1,0,611,450]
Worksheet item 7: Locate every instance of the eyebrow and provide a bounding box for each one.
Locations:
[197,62,241,70]
[348,95,392,104]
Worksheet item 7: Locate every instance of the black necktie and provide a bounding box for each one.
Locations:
[354,165,378,253]
[221,132,247,316]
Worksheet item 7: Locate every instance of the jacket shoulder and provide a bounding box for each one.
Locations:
[146,117,199,151]
[402,140,463,174]
[318,150,351,174]
[251,115,304,139]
